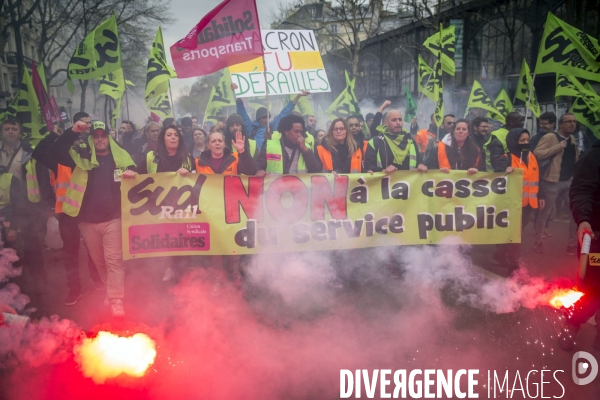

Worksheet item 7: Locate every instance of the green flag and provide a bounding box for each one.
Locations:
[99,69,125,100]
[418,56,435,101]
[16,67,49,146]
[488,89,513,123]
[584,81,597,94]
[325,71,361,121]
[67,15,121,87]
[110,96,122,128]
[404,85,417,122]
[535,12,600,82]
[145,27,177,101]
[203,70,236,125]
[290,94,314,117]
[148,91,173,121]
[432,37,445,129]
[424,25,455,76]
[515,59,541,118]
[570,96,600,139]
[555,74,600,104]
[467,80,499,116]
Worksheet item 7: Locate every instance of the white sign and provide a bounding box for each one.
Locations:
[230,30,331,98]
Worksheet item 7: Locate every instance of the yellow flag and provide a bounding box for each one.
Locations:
[326,71,361,120]
[488,89,513,123]
[418,55,435,101]
[515,59,541,118]
[423,25,455,75]
[148,91,173,121]
[467,80,499,116]
[17,67,49,146]
[145,27,177,101]
[67,15,121,86]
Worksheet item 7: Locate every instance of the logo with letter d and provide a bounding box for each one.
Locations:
[572,351,598,385]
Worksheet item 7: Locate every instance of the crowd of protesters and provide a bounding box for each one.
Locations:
[0,94,597,339]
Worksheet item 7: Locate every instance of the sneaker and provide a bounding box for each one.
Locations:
[111,300,125,317]
[162,267,175,282]
[558,321,579,351]
[64,291,82,306]
[93,280,106,291]
[533,240,544,254]
[566,246,577,256]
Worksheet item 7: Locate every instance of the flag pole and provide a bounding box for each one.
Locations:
[523,73,536,128]
[169,82,176,119]
[415,73,432,126]
[126,87,150,117]
[262,56,271,138]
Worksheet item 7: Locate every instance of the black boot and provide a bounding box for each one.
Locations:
[558,321,580,351]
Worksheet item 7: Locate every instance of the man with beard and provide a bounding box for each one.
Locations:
[256,114,321,176]
[364,104,428,173]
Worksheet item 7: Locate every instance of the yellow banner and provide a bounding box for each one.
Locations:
[121,170,523,259]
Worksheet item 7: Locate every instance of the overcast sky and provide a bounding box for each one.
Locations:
[163,0,289,99]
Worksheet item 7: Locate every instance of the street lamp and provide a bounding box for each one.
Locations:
[66,98,72,121]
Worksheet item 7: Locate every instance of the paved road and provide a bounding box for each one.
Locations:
[1,213,599,399]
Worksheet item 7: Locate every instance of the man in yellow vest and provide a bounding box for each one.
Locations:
[483,112,524,172]
[33,112,104,306]
[0,117,53,310]
[364,107,428,173]
[256,114,322,176]
[52,120,135,317]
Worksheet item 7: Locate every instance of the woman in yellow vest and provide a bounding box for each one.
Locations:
[491,128,545,273]
[125,125,193,282]
[196,131,258,175]
[424,119,484,174]
[134,125,193,175]
[317,118,363,174]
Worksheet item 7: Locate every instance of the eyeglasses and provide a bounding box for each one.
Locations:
[333,127,346,132]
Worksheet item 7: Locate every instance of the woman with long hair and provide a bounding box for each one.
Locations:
[131,125,193,174]
[316,118,362,174]
[124,125,194,282]
[190,127,208,159]
[425,118,484,174]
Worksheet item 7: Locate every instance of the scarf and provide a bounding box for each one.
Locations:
[377,125,411,165]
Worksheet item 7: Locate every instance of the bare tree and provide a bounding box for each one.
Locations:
[0,0,43,83]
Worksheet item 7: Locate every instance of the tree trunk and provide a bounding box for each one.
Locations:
[79,80,88,112]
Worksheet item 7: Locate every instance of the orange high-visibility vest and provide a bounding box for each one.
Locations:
[51,164,72,213]
[195,153,239,175]
[416,129,435,153]
[317,145,362,173]
[437,142,481,170]
[511,153,539,208]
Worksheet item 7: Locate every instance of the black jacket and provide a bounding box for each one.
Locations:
[488,137,508,172]
[256,137,322,174]
[364,132,423,172]
[318,139,358,174]
[52,129,134,223]
[570,140,600,232]
[15,140,54,211]
[196,148,258,175]
[0,174,25,231]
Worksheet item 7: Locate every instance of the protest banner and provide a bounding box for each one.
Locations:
[170,0,263,78]
[121,170,523,259]
[230,30,331,97]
